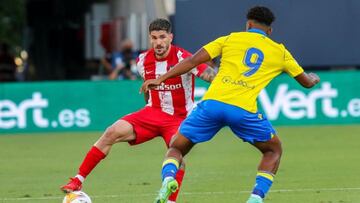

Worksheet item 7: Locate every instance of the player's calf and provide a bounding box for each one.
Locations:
[60,146,106,193]
[249,137,282,201]
[94,120,135,154]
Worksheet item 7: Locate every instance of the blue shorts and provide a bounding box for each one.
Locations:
[179,100,276,144]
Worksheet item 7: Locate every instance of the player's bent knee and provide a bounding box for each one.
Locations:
[166,147,183,161]
[270,136,283,153]
[102,121,135,143]
[101,126,119,144]
[271,144,282,162]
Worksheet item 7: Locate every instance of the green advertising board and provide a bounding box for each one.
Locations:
[0,71,359,133]
[0,80,145,133]
[196,70,360,125]
[258,71,359,125]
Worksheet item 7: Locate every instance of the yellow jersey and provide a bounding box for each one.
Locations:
[202,29,304,113]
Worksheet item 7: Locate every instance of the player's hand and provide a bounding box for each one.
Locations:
[308,72,320,85]
[140,79,161,93]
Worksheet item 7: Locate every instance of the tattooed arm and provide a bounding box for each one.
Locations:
[199,66,217,83]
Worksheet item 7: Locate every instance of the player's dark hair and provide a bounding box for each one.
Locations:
[149,18,172,33]
[247,6,275,26]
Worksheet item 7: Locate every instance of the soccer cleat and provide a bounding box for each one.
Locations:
[246,194,264,203]
[154,178,178,203]
[61,177,82,193]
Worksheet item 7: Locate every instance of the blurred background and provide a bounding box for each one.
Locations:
[0,1,359,203]
[1,0,359,82]
[0,0,358,131]
[1,0,174,81]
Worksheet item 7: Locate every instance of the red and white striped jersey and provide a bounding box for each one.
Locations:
[137,45,207,118]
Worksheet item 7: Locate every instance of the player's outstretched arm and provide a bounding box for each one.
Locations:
[294,72,320,88]
[140,48,211,92]
[161,48,211,81]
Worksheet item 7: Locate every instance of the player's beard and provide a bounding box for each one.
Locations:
[155,44,169,57]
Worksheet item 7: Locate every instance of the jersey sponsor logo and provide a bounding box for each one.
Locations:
[221,76,255,89]
[154,82,183,91]
[145,70,154,74]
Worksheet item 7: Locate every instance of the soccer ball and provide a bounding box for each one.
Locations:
[62,191,92,203]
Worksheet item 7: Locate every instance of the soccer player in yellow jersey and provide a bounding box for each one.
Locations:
[141,6,320,203]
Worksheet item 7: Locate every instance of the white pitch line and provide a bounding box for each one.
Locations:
[1,187,360,201]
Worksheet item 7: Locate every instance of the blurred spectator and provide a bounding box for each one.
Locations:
[101,39,138,80]
[100,51,113,75]
[0,43,17,82]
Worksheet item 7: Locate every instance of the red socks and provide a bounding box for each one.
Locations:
[76,145,184,202]
[78,146,106,179]
[168,169,185,202]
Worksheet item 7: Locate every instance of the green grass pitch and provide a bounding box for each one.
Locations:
[0,125,359,203]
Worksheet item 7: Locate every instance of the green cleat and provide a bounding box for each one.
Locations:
[246,194,263,203]
[154,178,178,203]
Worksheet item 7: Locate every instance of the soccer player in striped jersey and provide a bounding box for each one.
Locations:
[61,18,216,203]
[141,6,320,203]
